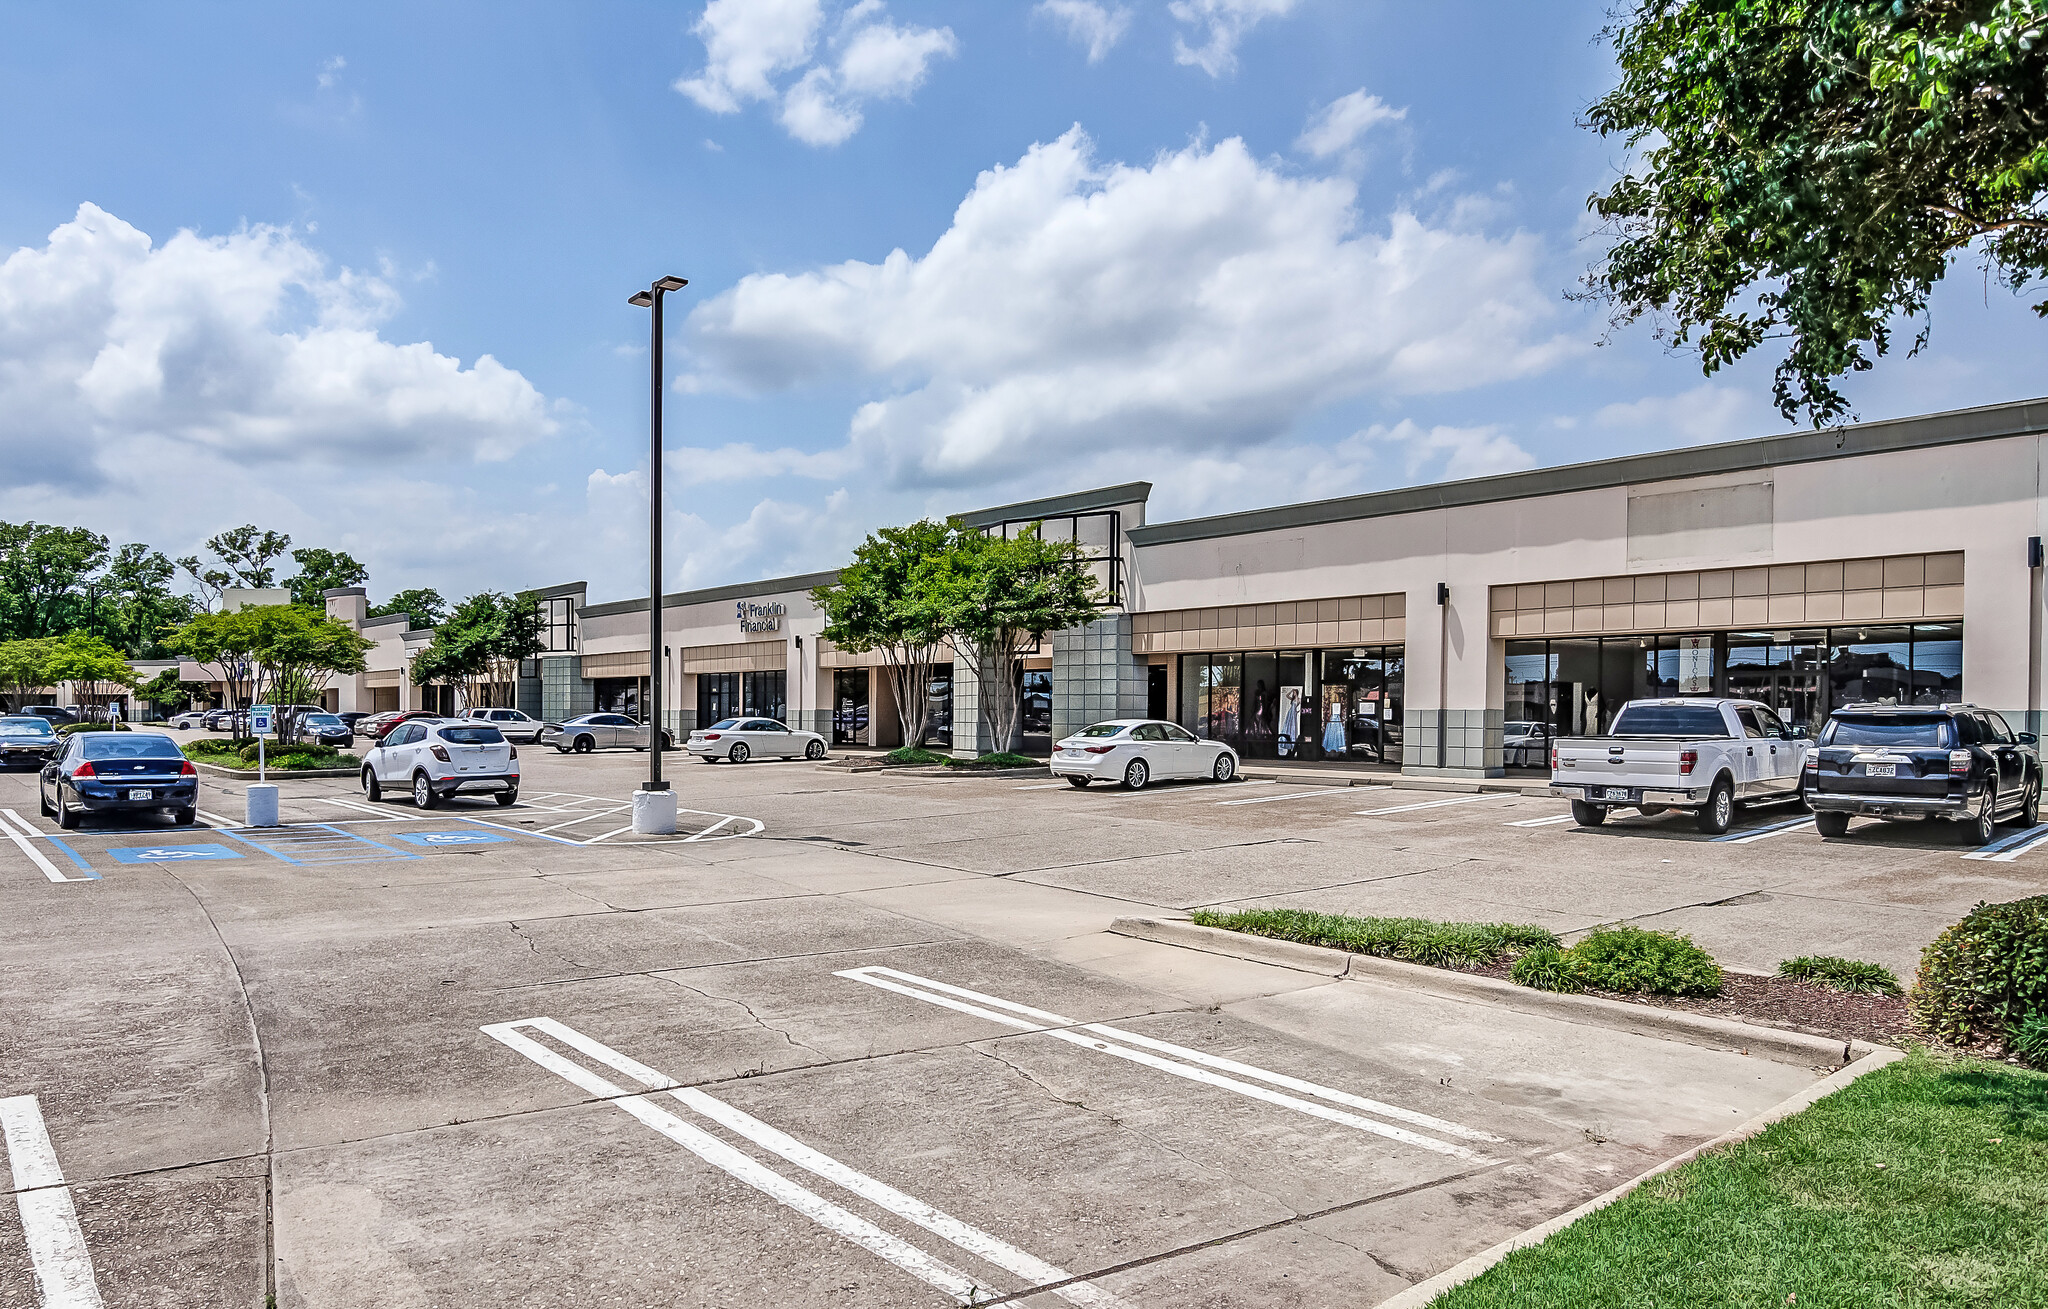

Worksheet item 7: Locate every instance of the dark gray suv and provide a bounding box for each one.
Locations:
[1807,703,2040,843]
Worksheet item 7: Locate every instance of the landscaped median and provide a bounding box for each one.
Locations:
[181,736,360,778]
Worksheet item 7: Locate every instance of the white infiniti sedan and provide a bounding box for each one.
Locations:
[1050,719,1239,790]
[685,717,828,763]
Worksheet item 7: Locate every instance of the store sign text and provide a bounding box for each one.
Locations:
[738,600,786,634]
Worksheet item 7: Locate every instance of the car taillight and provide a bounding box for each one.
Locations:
[508,746,517,760]
[1549,746,1557,771]
[1679,749,1697,776]
[72,761,96,778]
[180,760,197,776]
[1950,749,1972,776]
[704,733,721,740]
[1804,754,1818,771]
[431,745,451,762]
[1084,745,1116,754]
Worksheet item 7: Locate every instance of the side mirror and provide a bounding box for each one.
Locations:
[2021,732,2039,746]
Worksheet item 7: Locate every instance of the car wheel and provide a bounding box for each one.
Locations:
[1123,758,1149,790]
[1791,776,1812,813]
[1066,775,1090,788]
[173,806,196,826]
[362,768,382,802]
[805,739,826,761]
[2024,775,2042,827]
[39,784,54,818]
[495,789,518,807]
[662,732,676,751]
[1212,752,1236,782]
[56,788,78,830]
[1814,811,1851,838]
[1695,780,1735,835]
[412,773,438,810]
[1962,787,1996,845]
[1570,800,1607,827]
[555,744,570,754]
[729,742,750,764]
[574,735,595,754]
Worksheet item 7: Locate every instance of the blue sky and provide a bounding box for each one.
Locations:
[3,0,2044,604]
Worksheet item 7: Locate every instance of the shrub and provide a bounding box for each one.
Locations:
[1189,908,1558,967]
[2012,1013,2048,1072]
[951,752,1039,769]
[1509,947,1584,993]
[1566,926,1723,997]
[884,746,953,766]
[1777,955,1904,996]
[57,721,130,736]
[1914,896,2048,1043]
[182,737,241,757]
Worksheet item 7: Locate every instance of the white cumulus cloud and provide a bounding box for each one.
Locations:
[1296,89,1405,160]
[1360,419,1536,482]
[0,202,554,491]
[1035,0,1133,63]
[675,0,955,147]
[685,127,1573,490]
[1169,0,1298,76]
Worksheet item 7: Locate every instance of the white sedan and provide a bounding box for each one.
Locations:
[1050,719,1239,790]
[685,717,828,763]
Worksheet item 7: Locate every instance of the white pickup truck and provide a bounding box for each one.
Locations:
[1549,698,1812,834]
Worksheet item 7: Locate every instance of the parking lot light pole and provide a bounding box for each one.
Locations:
[628,274,689,835]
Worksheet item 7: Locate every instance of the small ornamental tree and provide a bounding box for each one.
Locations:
[135,668,189,714]
[166,605,370,740]
[0,637,52,711]
[41,632,138,715]
[262,609,373,741]
[932,524,1108,753]
[811,521,956,749]
[409,591,545,711]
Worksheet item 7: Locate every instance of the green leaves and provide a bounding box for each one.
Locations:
[1913,894,2048,1042]
[1585,0,2048,424]
[408,592,546,705]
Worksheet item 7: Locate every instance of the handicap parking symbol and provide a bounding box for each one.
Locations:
[395,830,513,847]
[107,844,244,864]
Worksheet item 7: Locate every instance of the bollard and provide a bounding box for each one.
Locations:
[630,787,677,835]
[246,783,280,828]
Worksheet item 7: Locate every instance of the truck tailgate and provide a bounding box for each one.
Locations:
[1554,739,1689,786]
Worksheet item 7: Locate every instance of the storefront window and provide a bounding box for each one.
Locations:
[1910,624,1963,704]
[926,665,954,748]
[743,670,787,723]
[1179,648,1400,762]
[699,672,739,726]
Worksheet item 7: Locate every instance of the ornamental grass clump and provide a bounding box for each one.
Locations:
[1777,955,1904,997]
[1913,895,2048,1049]
[1510,925,1722,997]
[1188,908,1557,968]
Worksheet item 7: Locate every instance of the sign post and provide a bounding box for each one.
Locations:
[246,705,278,828]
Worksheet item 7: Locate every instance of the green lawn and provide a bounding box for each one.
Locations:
[1435,1051,2048,1307]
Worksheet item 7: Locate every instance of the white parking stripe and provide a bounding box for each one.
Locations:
[194,808,241,830]
[485,1019,1130,1307]
[682,815,737,842]
[1353,795,1492,817]
[1713,816,1814,844]
[1505,813,1575,827]
[1963,822,2048,862]
[837,966,1493,1159]
[1,1095,105,1308]
[1015,782,1069,790]
[1216,790,1345,807]
[0,810,71,883]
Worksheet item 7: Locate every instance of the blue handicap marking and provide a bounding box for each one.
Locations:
[107,844,244,864]
[395,830,513,847]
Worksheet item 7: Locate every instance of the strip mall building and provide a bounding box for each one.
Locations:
[319,396,2048,778]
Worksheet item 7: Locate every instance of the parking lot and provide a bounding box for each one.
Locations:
[2,743,2039,1307]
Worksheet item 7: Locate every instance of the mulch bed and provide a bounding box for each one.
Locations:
[1453,960,1917,1048]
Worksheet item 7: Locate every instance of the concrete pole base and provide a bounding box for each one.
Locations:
[631,787,677,835]
[246,783,280,828]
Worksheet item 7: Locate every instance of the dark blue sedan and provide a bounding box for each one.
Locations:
[39,732,199,828]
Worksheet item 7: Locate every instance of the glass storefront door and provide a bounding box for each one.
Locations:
[833,669,869,745]
[698,672,739,726]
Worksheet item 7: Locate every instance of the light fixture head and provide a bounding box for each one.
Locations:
[627,290,654,307]
[653,275,690,292]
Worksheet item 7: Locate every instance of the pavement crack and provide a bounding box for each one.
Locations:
[651,972,822,1063]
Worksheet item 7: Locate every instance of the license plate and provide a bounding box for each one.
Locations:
[1866,763,1896,778]
[1602,787,1632,801]
[127,789,152,800]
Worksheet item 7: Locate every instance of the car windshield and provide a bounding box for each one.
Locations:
[0,717,54,736]
[706,719,741,730]
[438,726,505,744]
[1505,721,1543,735]
[1824,717,1951,749]
[1609,704,1732,737]
[305,714,344,728]
[1077,723,1128,738]
[79,734,182,760]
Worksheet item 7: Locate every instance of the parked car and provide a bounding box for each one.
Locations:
[1550,698,1811,834]
[464,707,545,744]
[296,712,356,748]
[39,730,198,828]
[360,720,519,808]
[1807,703,2040,843]
[685,718,827,763]
[338,711,373,731]
[1050,719,1240,790]
[202,707,247,733]
[1503,719,1551,768]
[20,705,79,727]
[168,708,212,730]
[359,709,442,742]
[0,715,60,769]
[541,713,675,754]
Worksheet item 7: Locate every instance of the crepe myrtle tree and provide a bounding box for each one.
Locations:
[1583,0,2048,425]
[932,525,1108,754]
[0,638,52,712]
[407,591,546,713]
[810,520,957,749]
[40,632,138,718]
[165,605,371,740]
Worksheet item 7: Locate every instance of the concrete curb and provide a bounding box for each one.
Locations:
[1107,918,1870,1068]
[1367,1044,1907,1309]
[1239,772,1552,795]
[190,761,360,780]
